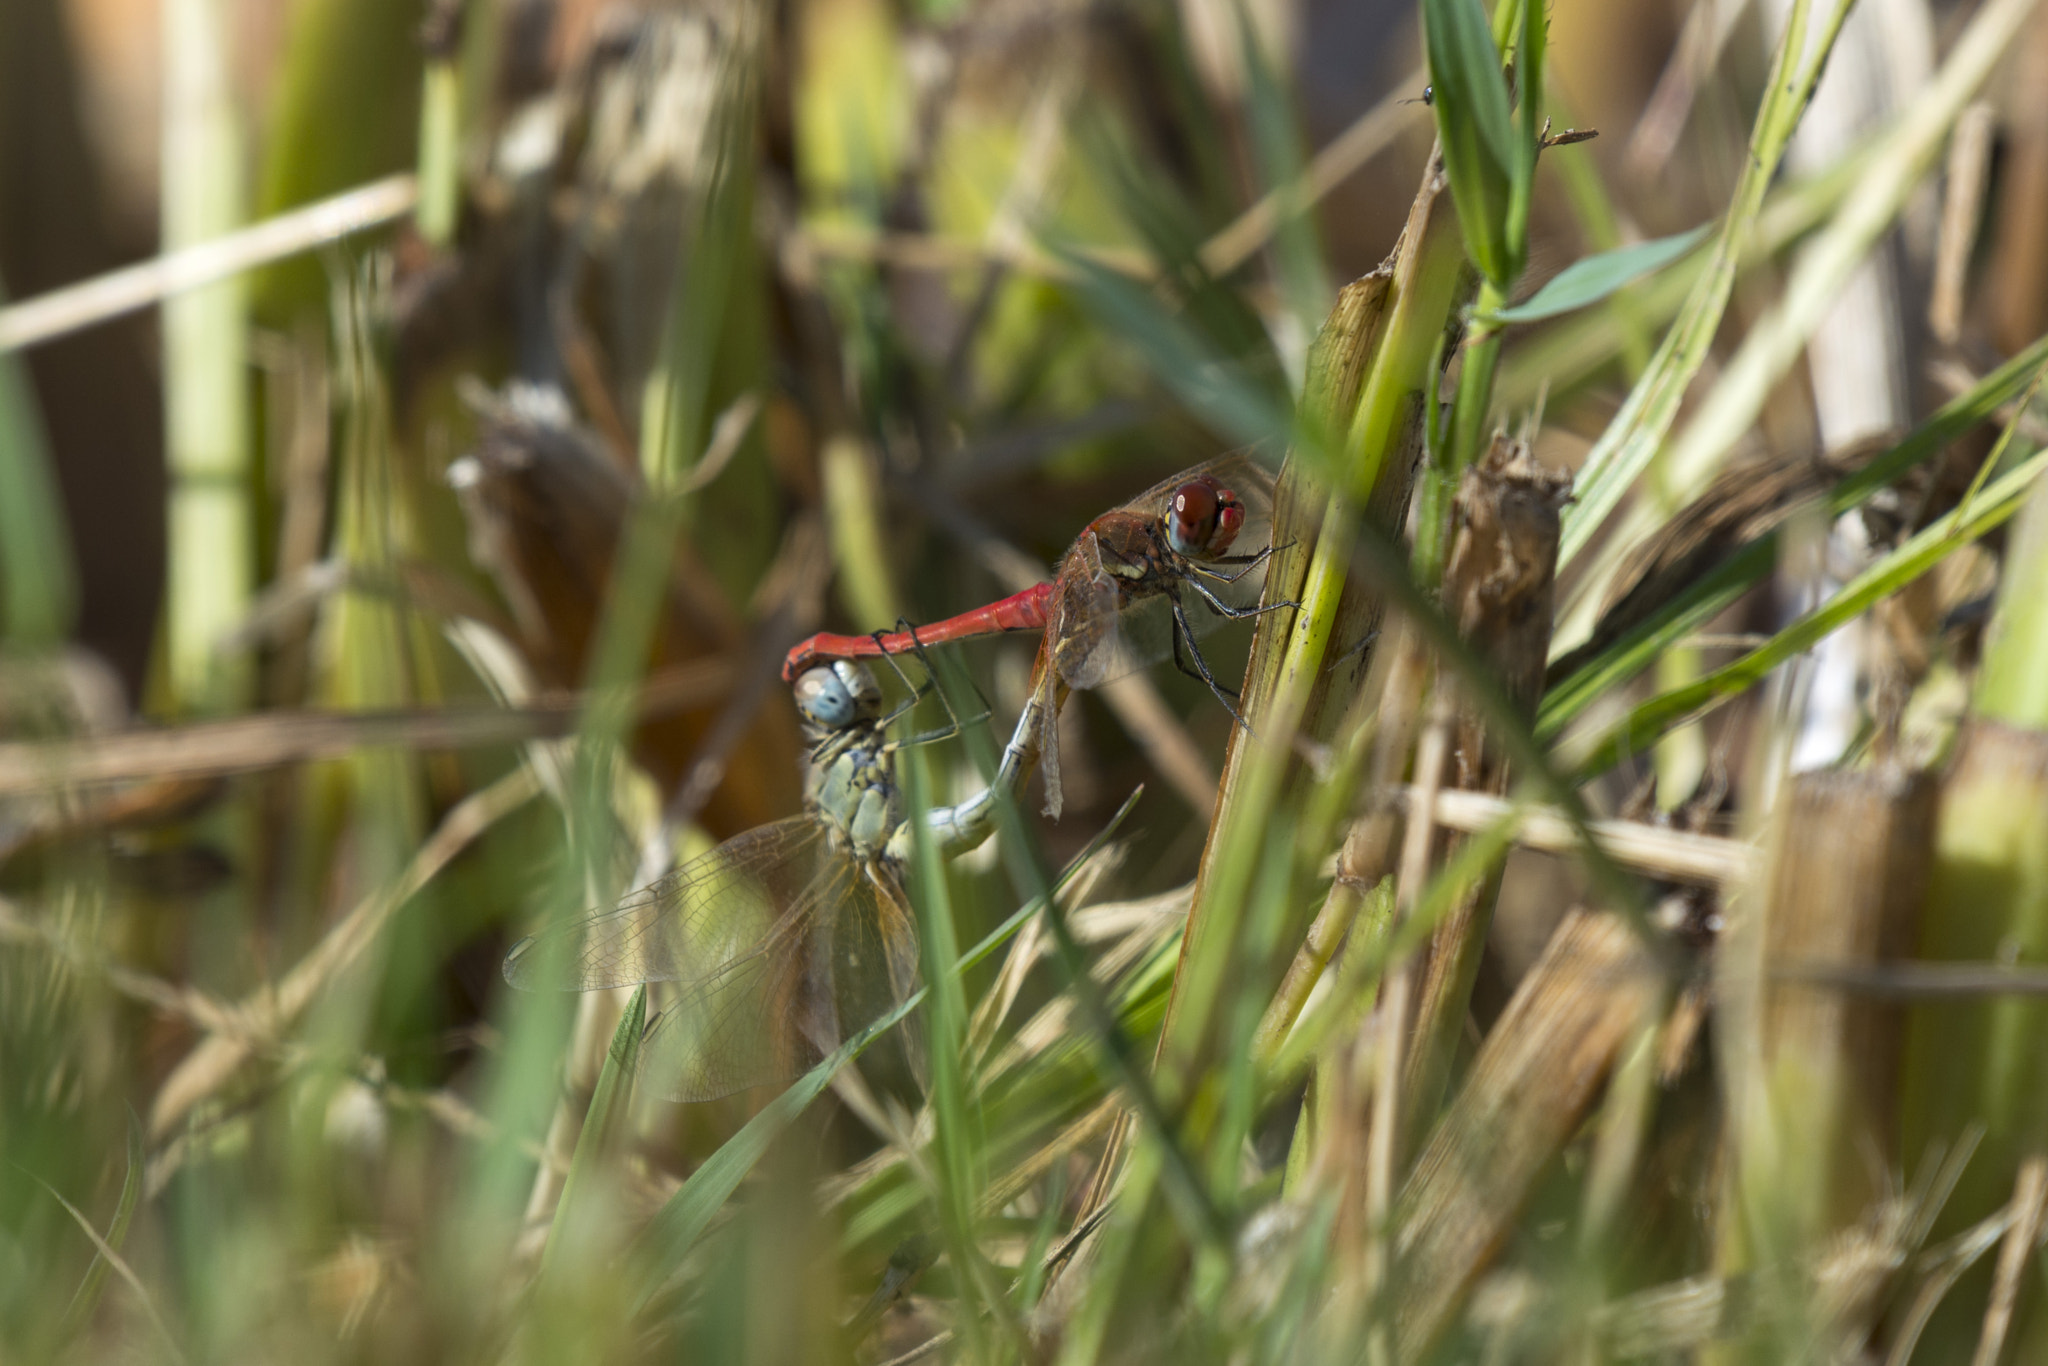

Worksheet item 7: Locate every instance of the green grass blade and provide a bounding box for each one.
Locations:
[904,743,999,1355]
[1541,330,2048,735]
[633,792,1143,1306]
[1647,0,2038,515]
[1496,145,1872,412]
[1566,442,2048,777]
[1557,0,1842,569]
[538,985,646,1282]
[1048,242,1292,453]
[1424,0,1515,285]
[60,1110,145,1337]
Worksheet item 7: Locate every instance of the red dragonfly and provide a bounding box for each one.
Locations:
[783,454,1288,816]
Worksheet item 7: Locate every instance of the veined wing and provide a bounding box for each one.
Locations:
[503,817,827,992]
[636,855,926,1102]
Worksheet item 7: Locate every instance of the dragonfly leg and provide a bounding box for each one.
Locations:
[1185,572,1298,621]
[879,621,996,751]
[1169,621,1218,691]
[1198,540,1285,583]
[870,626,936,715]
[1170,589,1256,734]
[896,620,990,736]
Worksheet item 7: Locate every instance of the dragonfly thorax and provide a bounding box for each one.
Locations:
[795,662,901,862]
[806,732,900,861]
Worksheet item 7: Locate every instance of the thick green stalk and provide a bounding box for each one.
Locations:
[162,0,250,708]
[1976,461,2048,729]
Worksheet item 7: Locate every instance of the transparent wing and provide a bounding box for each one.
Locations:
[1049,532,1127,691]
[635,856,926,1102]
[633,848,854,1102]
[502,818,827,992]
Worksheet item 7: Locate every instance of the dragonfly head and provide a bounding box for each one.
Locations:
[1165,475,1247,560]
[793,661,883,732]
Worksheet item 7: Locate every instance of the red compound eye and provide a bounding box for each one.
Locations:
[1211,492,1245,552]
[1168,482,1220,556]
[1166,477,1246,558]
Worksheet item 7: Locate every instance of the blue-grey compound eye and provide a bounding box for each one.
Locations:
[793,661,882,729]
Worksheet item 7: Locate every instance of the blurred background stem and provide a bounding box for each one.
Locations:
[160,0,250,710]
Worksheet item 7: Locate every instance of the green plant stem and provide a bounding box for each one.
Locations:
[537,986,644,1283]
[414,57,461,247]
[1975,443,2048,729]
[162,0,251,709]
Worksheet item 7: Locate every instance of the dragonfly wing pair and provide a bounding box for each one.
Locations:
[504,818,923,1102]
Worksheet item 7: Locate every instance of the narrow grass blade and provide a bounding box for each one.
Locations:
[1558,0,1850,569]
[29,1167,185,1362]
[61,1110,145,1337]
[904,742,1003,1355]
[1048,243,1292,453]
[1565,441,2048,777]
[1542,330,2048,735]
[1485,225,1712,325]
[1423,0,1515,285]
[538,984,645,1281]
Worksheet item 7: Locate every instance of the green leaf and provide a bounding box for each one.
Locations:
[1424,0,1515,285]
[1485,225,1712,325]
[539,984,646,1282]
[1050,242,1293,452]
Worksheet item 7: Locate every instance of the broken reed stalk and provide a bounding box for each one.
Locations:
[1898,723,2048,1324]
[1392,907,1664,1360]
[1893,471,2048,1356]
[1731,767,1934,1255]
[1400,437,1571,1157]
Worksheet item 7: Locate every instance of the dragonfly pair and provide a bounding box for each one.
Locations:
[784,453,1287,817]
[505,454,1288,1102]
